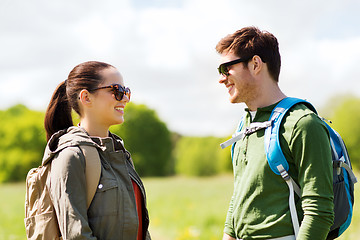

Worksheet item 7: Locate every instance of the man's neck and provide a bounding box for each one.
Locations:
[246,85,286,111]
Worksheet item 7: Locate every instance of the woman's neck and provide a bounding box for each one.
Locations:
[79,119,109,138]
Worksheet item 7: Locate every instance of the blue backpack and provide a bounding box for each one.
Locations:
[220,97,357,239]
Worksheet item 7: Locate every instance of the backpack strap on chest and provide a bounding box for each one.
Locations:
[79,145,101,209]
[220,117,271,152]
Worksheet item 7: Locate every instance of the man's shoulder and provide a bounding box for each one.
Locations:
[288,102,315,116]
[281,103,327,136]
[285,103,319,122]
[281,103,329,141]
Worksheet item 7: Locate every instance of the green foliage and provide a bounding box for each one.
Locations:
[0,105,46,182]
[175,136,231,176]
[4,175,360,239]
[110,102,173,176]
[324,96,360,169]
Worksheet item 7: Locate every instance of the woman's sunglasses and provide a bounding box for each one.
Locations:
[91,84,131,101]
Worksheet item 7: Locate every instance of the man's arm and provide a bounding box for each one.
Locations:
[290,113,334,239]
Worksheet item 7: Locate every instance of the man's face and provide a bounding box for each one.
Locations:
[218,52,258,104]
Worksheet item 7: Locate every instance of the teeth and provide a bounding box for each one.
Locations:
[115,107,124,111]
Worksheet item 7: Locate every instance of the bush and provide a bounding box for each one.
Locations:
[0,105,46,182]
[110,103,173,176]
[175,136,231,176]
[324,96,360,170]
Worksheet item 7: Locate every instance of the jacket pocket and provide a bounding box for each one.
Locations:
[88,178,119,217]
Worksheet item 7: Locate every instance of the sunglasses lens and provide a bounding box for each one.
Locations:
[116,91,124,101]
[112,85,131,101]
[223,67,228,76]
[125,88,131,100]
[219,64,228,76]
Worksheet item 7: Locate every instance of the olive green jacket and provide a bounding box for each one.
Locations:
[43,126,151,240]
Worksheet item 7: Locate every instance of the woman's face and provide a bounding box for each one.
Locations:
[90,67,130,128]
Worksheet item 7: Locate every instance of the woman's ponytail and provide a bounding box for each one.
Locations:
[44,80,73,141]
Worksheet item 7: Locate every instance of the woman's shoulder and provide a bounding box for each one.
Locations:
[54,146,86,166]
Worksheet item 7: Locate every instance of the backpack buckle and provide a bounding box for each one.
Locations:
[244,121,273,136]
[333,160,343,175]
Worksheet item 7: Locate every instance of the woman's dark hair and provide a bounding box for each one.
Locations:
[44,61,114,141]
[216,26,281,82]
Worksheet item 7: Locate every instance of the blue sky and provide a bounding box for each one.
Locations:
[1,0,360,136]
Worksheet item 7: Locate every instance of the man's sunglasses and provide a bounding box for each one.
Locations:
[217,57,251,76]
[91,84,131,101]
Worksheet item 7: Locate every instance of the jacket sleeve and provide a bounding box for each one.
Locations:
[49,147,97,240]
[290,113,334,240]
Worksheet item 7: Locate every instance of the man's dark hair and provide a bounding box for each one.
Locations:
[216,26,281,82]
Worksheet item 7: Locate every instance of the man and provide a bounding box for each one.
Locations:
[216,26,334,240]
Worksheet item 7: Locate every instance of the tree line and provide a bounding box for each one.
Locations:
[0,96,359,182]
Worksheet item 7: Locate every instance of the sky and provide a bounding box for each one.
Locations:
[1,0,360,136]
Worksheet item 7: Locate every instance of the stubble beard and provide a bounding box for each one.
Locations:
[230,81,259,105]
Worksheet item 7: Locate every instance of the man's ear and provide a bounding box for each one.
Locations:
[78,89,92,106]
[250,55,263,75]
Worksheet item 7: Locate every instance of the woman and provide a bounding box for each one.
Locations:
[44,61,151,240]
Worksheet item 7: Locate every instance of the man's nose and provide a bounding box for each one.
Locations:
[218,74,227,84]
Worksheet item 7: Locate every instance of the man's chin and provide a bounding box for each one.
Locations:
[229,96,242,104]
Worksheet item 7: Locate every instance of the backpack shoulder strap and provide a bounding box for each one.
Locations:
[220,115,245,151]
[231,115,245,158]
[79,145,101,209]
[264,97,315,175]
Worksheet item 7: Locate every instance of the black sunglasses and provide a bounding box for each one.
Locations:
[217,57,251,76]
[91,84,131,101]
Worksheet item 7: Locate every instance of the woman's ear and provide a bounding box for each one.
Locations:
[78,89,92,107]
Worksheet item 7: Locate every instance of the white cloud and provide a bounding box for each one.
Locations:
[74,18,115,55]
[279,36,360,109]
[1,0,360,136]
[137,9,190,69]
[317,37,360,80]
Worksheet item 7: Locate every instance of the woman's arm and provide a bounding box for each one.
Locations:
[49,147,97,239]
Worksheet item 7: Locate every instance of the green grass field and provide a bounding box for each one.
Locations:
[1,175,359,240]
